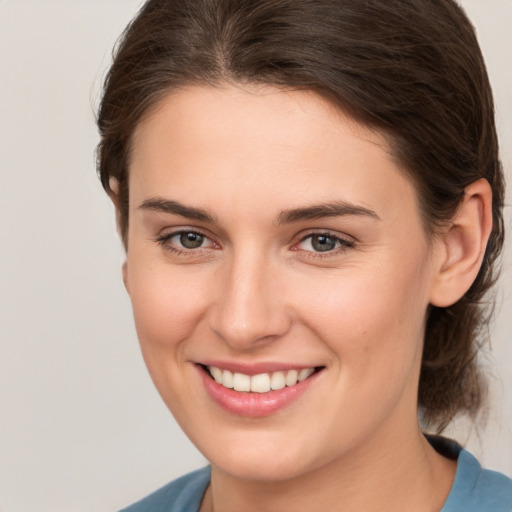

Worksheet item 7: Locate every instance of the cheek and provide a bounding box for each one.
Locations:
[124,256,214,416]
[289,258,432,447]
[126,255,211,352]
[296,256,431,368]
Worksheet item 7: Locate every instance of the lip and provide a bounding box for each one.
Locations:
[197,363,323,417]
[199,360,317,376]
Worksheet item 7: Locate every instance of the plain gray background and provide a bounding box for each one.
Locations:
[0,1,510,511]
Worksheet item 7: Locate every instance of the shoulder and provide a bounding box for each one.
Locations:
[119,466,211,512]
[442,444,512,512]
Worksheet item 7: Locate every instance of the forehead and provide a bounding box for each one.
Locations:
[132,83,389,163]
[129,84,418,223]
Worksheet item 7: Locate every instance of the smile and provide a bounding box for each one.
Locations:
[198,363,324,416]
[207,366,316,393]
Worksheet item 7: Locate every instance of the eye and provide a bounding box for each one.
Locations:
[155,229,217,253]
[177,231,206,249]
[295,232,354,254]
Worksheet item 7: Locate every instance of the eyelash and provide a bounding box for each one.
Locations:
[154,229,355,258]
[155,229,216,256]
[294,231,355,259]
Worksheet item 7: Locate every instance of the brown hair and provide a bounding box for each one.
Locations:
[96,0,504,431]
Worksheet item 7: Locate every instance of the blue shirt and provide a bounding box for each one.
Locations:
[120,439,512,511]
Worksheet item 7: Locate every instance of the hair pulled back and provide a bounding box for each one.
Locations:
[97,0,505,431]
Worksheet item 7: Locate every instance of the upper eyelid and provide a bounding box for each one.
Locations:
[157,226,214,240]
[296,229,355,244]
[287,232,353,257]
[295,234,354,247]
[155,229,213,247]
[292,233,356,261]
[154,232,216,258]
[154,227,355,248]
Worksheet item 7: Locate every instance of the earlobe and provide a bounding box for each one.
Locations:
[429,178,493,308]
[108,176,120,210]
[108,176,129,292]
[122,260,129,293]
[107,177,124,239]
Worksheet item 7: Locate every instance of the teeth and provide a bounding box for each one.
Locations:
[233,372,251,392]
[270,371,286,390]
[298,368,315,381]
[211,366,223,384]
[207,366,317,393]
[222,369,234,389]
[285,370,298,387]
[250,373,271,393]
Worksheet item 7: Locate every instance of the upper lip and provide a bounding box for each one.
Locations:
[197,360,322,376]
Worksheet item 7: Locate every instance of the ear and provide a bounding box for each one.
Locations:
[122,260,129,293]
[107,177,124,238]
[109,177,130,293]
[429,179,493,307]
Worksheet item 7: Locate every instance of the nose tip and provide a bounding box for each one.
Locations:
[208,262,291,350]
[213,313,289,349]
[211,294,292,350]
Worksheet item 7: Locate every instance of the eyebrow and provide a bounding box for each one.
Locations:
[275,201,380,225]
[138,197,380,225]
[139,197,217,223]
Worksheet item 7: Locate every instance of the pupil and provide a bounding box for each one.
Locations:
[180,232,204,249]
[312,235,335,252]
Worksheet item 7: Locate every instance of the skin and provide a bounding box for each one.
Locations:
[119,84,492,511]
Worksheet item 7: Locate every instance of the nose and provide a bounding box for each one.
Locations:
[208,250,291,350]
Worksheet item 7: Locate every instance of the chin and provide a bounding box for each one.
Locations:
[213,451,314,483]
[195,426,329,483]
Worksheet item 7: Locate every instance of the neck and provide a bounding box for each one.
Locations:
[201,422,456,512]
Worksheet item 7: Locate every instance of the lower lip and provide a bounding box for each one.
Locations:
[198,366,320,417]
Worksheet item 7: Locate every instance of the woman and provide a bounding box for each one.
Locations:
[96,0,512,510]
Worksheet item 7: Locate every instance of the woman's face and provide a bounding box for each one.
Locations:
[124,84,439,481]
